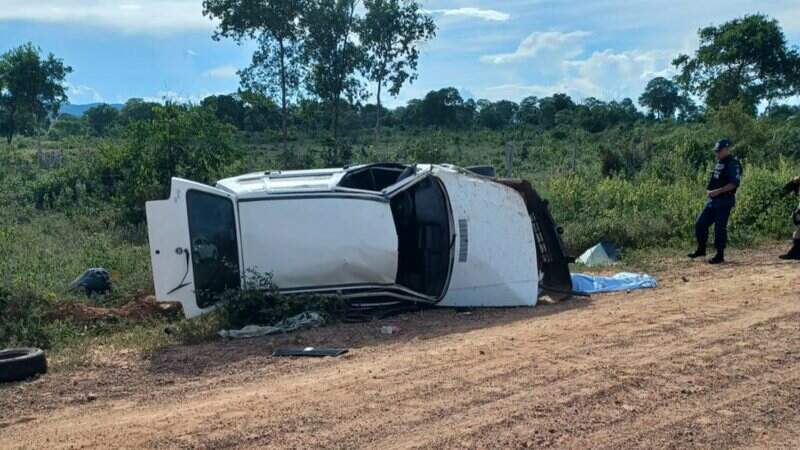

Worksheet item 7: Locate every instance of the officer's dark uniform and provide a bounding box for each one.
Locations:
[695,153,742,256]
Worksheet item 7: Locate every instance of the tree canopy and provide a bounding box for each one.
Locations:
[0,43,72,144]
[673,14,800,113]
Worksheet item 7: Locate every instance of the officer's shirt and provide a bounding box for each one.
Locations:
[707,155,742,196]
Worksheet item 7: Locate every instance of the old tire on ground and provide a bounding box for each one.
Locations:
[0,348,47,382]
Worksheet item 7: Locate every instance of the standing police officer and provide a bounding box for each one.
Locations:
[688,139,742,264]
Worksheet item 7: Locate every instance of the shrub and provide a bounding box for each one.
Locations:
[215,271,345,330]
[169,272,346,344]
[97,103,242,223]
[0,286,54,348]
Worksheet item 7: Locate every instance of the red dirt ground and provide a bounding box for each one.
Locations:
[1,246,799,449]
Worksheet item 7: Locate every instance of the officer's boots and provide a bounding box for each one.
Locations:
[709,250,725,265]
[779,240,800,260]
[687,247,706,258]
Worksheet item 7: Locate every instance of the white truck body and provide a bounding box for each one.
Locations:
[146,164,559,318]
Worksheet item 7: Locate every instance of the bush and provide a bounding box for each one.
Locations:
[97,103,242,223]
[169,272,346,344]
[0,286,54,348]
[215,271,345,330]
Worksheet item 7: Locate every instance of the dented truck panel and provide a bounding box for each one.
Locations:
[433,168,539,307]
[238,197,398,291]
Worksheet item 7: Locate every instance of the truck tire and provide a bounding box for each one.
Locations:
[0,348,47,382]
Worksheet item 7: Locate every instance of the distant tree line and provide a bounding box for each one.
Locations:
[2,13,800,146]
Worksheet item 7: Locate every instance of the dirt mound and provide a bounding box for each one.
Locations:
[47,295,179,324]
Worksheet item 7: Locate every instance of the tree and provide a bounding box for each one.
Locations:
[0,43,71,145]
[517,96,540,126]
[203,0,304,152]
[477,99,518,129]
[118,98,158,125]
[639,77,684,119]
[418,87,464,127]
[200,94,246,129]
[538,93,574,129]
[239,89,282,132]
[302,0,364,140]
[102,104,240,223]
[85,104,119,136]
[673,14,800,113]
[360,0,435,144]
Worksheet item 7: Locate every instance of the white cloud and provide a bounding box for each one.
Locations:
[563,49,675,99]
[483,48,675,102]
[0,0,213,35]
[480,31,591,64]
[186,49,198,57]
[204,65,238,79]
[425,7,510,22]
[64,82,104,103]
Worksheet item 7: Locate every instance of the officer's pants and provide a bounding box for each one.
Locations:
[695,195,735,251]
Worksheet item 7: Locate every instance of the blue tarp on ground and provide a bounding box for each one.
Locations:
[570,272,657,294]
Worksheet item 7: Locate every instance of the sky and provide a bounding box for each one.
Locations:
[1,0,799,107]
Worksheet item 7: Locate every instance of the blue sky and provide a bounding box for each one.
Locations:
[1,0,798,107]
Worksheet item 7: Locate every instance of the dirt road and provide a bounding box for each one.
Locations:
[2,247,800,449]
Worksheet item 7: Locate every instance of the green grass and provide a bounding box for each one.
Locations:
[2,107,799,355]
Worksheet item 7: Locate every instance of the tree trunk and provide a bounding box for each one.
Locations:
[332,96,340,141]
[374,80,382,147]
[278,38,289,154]
[6,107,15,145]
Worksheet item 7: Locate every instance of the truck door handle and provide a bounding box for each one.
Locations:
[167,247,191,294]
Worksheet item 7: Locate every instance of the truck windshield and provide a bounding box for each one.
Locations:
[390,177,451,297]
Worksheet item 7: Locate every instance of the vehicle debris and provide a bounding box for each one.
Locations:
[272,347,348,358]
[218,311,325,339]
[146,163,574,318]
[69,268,112,296]
[380,325,401,335]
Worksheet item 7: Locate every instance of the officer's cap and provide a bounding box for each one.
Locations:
[713,139,732,152]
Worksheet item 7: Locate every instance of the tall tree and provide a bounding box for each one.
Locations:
[673,14,800,113]
[360,0,435,144]
[639,77,684,119]
[302,0,364,140]
[0,43,71,145]
[203,0,304,152]
[418,87,464,127]
[85,103,120,136]
[517,96,541,126]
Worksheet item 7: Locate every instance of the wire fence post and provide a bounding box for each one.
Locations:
[505,141,514,177]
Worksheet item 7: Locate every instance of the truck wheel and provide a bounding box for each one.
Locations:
[0,348,47,382]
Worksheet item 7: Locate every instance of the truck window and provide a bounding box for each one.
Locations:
[186,190,240,308]
[338,164,406,191]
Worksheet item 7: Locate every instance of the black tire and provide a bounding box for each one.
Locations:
[0,348,47,383]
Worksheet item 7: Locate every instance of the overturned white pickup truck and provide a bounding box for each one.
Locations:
[146,163,572,318]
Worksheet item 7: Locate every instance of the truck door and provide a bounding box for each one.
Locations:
[146,178,241,318]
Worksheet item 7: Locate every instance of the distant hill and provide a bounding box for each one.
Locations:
[60,103,124,117]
